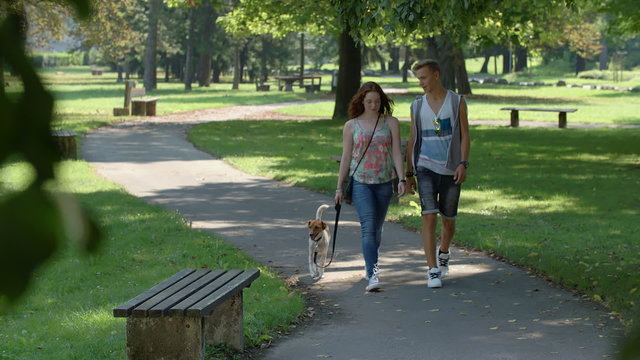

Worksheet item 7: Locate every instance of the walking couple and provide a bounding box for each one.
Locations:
[335,59,471,292]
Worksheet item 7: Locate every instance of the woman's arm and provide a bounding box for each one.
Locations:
[335,120,354,203]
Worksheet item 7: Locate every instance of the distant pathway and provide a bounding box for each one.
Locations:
[84,100,625,360]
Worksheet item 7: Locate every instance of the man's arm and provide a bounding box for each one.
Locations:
[454,98,470,185]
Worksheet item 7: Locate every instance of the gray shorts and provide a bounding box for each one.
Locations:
[416,167,461,219]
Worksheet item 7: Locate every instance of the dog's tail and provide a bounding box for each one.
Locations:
[316,204,331,220]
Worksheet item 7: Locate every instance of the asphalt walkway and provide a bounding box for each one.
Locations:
[82,102,624,360]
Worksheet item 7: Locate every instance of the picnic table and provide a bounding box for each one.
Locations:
[275,75,322,92]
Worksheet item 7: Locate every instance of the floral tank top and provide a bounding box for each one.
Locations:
[350,117,396,184]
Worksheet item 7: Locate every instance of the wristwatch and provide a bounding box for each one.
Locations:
[459,161,469,168]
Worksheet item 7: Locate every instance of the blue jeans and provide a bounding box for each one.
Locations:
[352,179,394,278]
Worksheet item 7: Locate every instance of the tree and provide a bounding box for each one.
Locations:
[219,0,364,120]
[75,0,144,82]
[143,0,162,91]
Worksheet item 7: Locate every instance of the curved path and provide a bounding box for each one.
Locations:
[83,101,623,359]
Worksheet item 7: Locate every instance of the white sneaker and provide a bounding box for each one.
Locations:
[366,265,381,292]
[427,268,442,288]
[438,250,450,277]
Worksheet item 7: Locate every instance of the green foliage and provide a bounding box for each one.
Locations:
[0,1,100,304]
[31,52,85,68]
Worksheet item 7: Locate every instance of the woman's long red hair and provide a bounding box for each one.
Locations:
[348,82,394,120]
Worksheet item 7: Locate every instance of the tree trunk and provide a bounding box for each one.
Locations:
[197,0,215,87]
[401,46,412,83]
[332,27,361,121]
[300,33,304,78]
[184,7,196,91]
[575,54,586,75]
[197,55,211,87]
[599,41,608,70]
[212,59,221,83]
[479,53,490,73]
[260,36,269,83]
[453,44,472,95]
[427,36,456,91]
[388,46,400,73]
[232,45,241,90]
[143,0,161,91]
[514,45,527,72]
[164,62,169,82]
[502,47,512,74]
[239,42,250,83]
[116,65,124,83]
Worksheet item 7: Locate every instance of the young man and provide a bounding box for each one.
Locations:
[405,59,470,288]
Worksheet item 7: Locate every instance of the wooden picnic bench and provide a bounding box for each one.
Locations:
[113,268,260,360]
[275,75,322,92]
[500,107,577,128]
[113,81,160,117]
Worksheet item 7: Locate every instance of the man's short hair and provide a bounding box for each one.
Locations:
[412,59,441,74]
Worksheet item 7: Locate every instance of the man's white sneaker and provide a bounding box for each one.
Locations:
[427,267,442,288]
[438,250,450,277]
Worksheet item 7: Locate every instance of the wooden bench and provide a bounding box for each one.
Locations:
[90,66,103,76]
[500,107,577,128]
[51,130,77,160]
[113,268,260,360]
[130,87,159,116]
[304,84,321,93]
[113,81,160,117]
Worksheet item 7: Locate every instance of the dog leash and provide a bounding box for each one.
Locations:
[314,202,341,268]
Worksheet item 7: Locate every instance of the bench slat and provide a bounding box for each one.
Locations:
[131,270,210,317]
[131,97,159,103]
[186,269,260,317]
[130,88,146,97]
[500,107,577,113]
[169,269,244,316]
[113,269,195,317]
[147,269,226,317]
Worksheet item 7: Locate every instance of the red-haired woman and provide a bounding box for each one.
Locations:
[335,81,406,292]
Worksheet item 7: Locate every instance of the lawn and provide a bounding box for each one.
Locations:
[0,160,304,359]
[189,119,640,325]
[1,66,324,359]
[277,82,640,125]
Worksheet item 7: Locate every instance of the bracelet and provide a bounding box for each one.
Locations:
[335,189,342,192]
[399,179,407,183]
[405,172,414,177]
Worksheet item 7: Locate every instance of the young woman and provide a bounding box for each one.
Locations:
[335,82,405,292]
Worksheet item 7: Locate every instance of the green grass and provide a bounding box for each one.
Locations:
[0,160,303,359]
[24,66,328,122]
[189,119,640,324]
[277,81,640,125]
[1,66,319,358]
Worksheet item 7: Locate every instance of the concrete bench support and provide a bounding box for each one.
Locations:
[114,268,259,360]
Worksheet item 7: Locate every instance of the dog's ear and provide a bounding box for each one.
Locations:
[307,220,312,227]
[322,222,327,230]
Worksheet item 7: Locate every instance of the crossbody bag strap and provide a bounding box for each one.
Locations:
[350,113,381,177]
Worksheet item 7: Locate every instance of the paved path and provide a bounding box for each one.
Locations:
[83,102,624,359]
